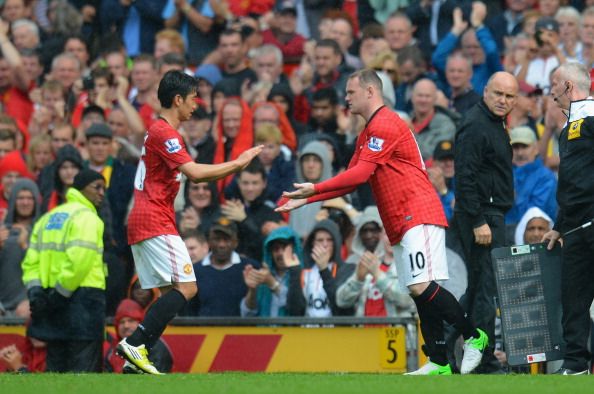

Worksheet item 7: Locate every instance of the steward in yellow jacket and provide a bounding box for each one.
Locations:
[22,170,107,372]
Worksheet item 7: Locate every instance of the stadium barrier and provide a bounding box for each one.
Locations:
[0,317,418,373]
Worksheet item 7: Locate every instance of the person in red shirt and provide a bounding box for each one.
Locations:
[118,71,262,375]
[278,69,488,375]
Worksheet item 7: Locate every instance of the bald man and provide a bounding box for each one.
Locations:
[450,71,518,374]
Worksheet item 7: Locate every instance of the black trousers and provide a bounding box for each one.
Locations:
[46,339,103,372]
[451,212,506,366]
[560,222,594,371]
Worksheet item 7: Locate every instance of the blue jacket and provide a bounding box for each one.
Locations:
[254,227,304,317]
[432,27,502,94]
[505,157,558,225]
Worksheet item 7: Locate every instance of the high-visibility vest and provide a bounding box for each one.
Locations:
[22,187,106,295]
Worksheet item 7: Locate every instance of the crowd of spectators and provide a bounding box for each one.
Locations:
[1,0,593,373]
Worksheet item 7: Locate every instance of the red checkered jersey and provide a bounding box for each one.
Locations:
[127,119,193,244]
[352,106,447,244]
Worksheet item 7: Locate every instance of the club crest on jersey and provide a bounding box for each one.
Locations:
[568,119,583,140]
[368,136,385,152]
[165,138,182,153]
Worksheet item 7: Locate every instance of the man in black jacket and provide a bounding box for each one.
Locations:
[543,62,594,375]
[450,71,518,373]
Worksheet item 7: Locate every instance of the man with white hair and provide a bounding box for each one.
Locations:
[250,44,287,85]
[543,62,594,375]
[11,18,39,50]
[50,52,82,93]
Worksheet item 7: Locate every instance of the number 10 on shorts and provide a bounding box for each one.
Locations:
[378,326,406,370]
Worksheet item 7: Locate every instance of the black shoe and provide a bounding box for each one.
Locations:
[554,368,590,375]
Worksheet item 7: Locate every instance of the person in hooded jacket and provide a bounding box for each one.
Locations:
[104,299,172,373]
[286,219,355,317]
[40,144,82,213]
[0,150,33,222]
[241,226,303,317]
[0,179,41,317]
[288,141,343,240]
[337,206,414,318]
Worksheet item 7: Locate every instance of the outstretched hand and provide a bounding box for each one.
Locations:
[282,183,316,199]
[275,198,307,213]
[236,145,264,169]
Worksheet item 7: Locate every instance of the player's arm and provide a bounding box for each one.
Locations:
[276,186,356,213]
[178,145,263,183]
[282,160,377,199]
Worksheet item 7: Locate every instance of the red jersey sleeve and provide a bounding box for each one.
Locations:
[149,123,193,170]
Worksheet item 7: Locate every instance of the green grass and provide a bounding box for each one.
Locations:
[0,373,592,394]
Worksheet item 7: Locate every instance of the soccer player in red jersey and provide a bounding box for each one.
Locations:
[118,71,262,374]
[278,69,487,375]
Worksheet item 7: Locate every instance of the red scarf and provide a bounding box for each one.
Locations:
[213,98,254,198]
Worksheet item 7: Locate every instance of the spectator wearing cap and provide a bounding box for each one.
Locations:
[516,16,566,91]
[444,53,481,114]
[261,6,306,65]
[195,64,222,115]
[432,2,502,95]
[185,217,261,317]
[428,140,456,222]
[505,126,557,226]
[22,169,107,372]
[84,122,136,315]
[508,81,541,131]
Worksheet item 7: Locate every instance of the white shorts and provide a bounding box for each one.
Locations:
[131,235,196,289]
[392,224,449,288]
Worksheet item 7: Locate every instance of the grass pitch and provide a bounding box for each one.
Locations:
[0,373,591,394]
